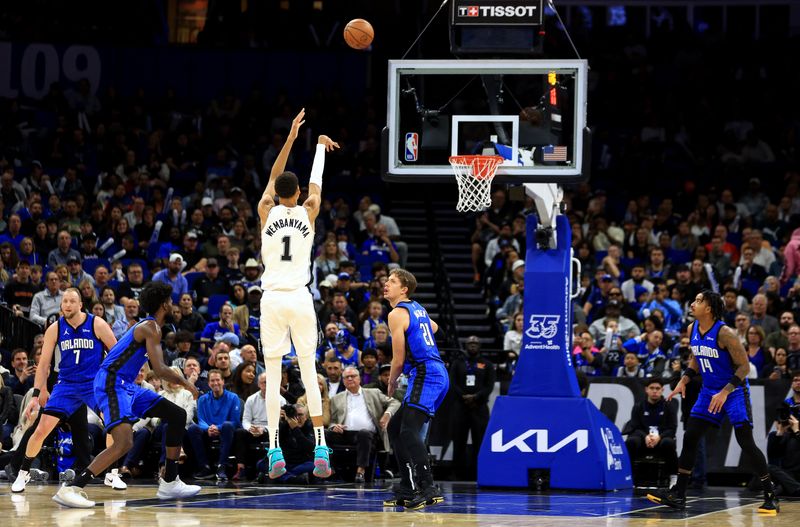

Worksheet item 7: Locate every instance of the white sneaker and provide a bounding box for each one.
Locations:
[11,470,30,493]
[156,477,202,500]
[52,485,95,508]
[104,469,127,490]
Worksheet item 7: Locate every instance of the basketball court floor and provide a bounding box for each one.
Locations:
[2,481,796,526]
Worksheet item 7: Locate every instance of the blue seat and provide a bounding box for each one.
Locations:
[81,258,109,277]
[184,271,204,290]
[207,294,230,319]
[171,292,183,305]
[741,278,761,297]
[356,253,387,282]
[594,251,608,265]
[668,249,691,265]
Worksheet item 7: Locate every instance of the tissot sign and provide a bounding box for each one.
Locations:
[452,0,543,26]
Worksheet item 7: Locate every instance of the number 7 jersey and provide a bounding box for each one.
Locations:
[690,319,739,391]
[260,204,315,291]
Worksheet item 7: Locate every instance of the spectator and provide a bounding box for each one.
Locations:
[751,294,779,335]
[745,325,769,377]
[638,283,683,337]
[572,330,605,376]
[328,366,399,483]
[235,373,285,481]
[194,258,230,314]
[766,312,795,355]
[201,305,239,344]
[4,260,39,317]
[99,286,125,325]
[621,264,654,303]
[0,374,14,449]
[319,292,358,336]
[47,230,81,268]
[112,298,140,339]
[325,357,346,395]
[183,357,210,394]
[115,262,146,302]
[229,362,258,402]
[360,217,399,265]
[787,326,800,373]
[624,378,678,481]
[186,369,242,481]
[616,351,645,378]
[449,336,497,479]
[363,323,392,354]
[359,348,380,386]
[332,330,360,369]
[152,253,189,296]
[28,272,63,326]
[213,347,235,385]
[589,299,640,342]
[623,330,667,377]
[5,349,35,396]
[176,293,206,335]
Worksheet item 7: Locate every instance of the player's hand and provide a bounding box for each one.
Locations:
[288,109,305,141]
[387,379,398,398]
[24,398,40,421]
[330,424,345,434]
[667,380,686,401]
[379,413,391,430]
[708,390,729,414]
[317,135,340,152]
[186,382,199,400]
[38,389,50,407]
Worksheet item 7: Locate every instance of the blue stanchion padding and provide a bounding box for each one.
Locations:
[478,397,632,490]
[509,214,579,398]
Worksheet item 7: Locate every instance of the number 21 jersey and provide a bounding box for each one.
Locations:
[260,204,314,291]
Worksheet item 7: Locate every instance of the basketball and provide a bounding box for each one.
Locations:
[344,18,374,50]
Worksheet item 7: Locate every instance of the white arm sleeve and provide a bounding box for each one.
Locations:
[309,143,326,188]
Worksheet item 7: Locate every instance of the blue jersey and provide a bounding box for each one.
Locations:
[396,300,443,374]
[54,314,105,384]
[691,319,740,391]
[100,316,154,383]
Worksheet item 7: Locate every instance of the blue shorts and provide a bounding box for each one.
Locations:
[405,360,449,416]
[94,369,163,432]
[690,385,753,428]
[43,381,96,419]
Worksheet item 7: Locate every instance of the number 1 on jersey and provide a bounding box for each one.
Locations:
[281,235,292,261]
[699,357,713,373]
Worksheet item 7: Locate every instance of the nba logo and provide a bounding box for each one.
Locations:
[405,132,418,162]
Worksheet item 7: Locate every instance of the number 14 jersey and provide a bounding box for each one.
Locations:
[260,204,314,291]
[690,319,738,391]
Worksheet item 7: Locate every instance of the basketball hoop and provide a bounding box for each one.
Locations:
[449,155,505,213]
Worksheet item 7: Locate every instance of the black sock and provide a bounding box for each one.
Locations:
[20,457,34,472]
[760,475,775,497]
[164,459,179,482]
[675,472,690,494]
[73,469,96,488]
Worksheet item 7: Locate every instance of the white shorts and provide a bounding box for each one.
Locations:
[259,288,319,359]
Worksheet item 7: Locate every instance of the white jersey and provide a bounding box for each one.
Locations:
[260,204,315,291]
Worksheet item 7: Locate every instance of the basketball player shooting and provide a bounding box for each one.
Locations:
[257,108,339,479]
[647,290,779,514]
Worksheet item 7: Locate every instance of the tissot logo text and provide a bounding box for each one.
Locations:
[458,5,538,17]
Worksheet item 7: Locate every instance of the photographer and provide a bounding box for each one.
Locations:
[257,403,316,484]
[767,373,800,496]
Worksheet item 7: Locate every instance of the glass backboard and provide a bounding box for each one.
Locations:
[383,59,589,184]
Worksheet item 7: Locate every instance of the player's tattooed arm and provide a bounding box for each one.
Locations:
[718,325,750,392]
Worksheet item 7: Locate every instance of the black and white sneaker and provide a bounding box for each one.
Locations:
[646,487,686,510]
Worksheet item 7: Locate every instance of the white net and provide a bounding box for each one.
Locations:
[449,155,504,213]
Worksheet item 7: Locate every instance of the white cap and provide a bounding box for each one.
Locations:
[201,197,213,207]
[368,204,381,215]
[169,253,183,263]
[244,258,260,268]
[511,260,525,272]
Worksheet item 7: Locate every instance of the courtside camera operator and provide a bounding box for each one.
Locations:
[767,373,800,496]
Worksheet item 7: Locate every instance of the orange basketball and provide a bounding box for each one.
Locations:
[344,18,374,50]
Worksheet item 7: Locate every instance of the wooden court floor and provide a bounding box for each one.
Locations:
[2,481,797,527]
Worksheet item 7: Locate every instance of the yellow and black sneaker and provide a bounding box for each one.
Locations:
[383,485,415,507]
[405,486,445,511]
[757,494,779,515]
[646,487,686,510]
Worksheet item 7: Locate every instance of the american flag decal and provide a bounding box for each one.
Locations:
[542,145,567,162]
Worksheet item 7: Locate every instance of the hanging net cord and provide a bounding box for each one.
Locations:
[449,155,504,213]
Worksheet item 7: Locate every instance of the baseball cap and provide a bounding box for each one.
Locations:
[634,284,649,298]
[201,197,213,207]
[511,260,525,272]
[466,335,480,344]
[185,230,198,240]
[601,274,614,282]
[206,257,218,267]
[498,239,511,248]
[244,258,259,268]
[230,187,243,194]
[338,272,351,281]
[67,255,80,264]
[379,364,391,374]
[31,160,43,168]
[81,232,97,242]
[319,280,333,288]
[169,253,184,263]
[247,285,263,294]
[607,299,621,307]
[749,177,761,185]
[675,263,690,273]
[368,204,381,215]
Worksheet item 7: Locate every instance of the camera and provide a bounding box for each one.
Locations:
[777,403,800,425]
[282,404,297,419]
